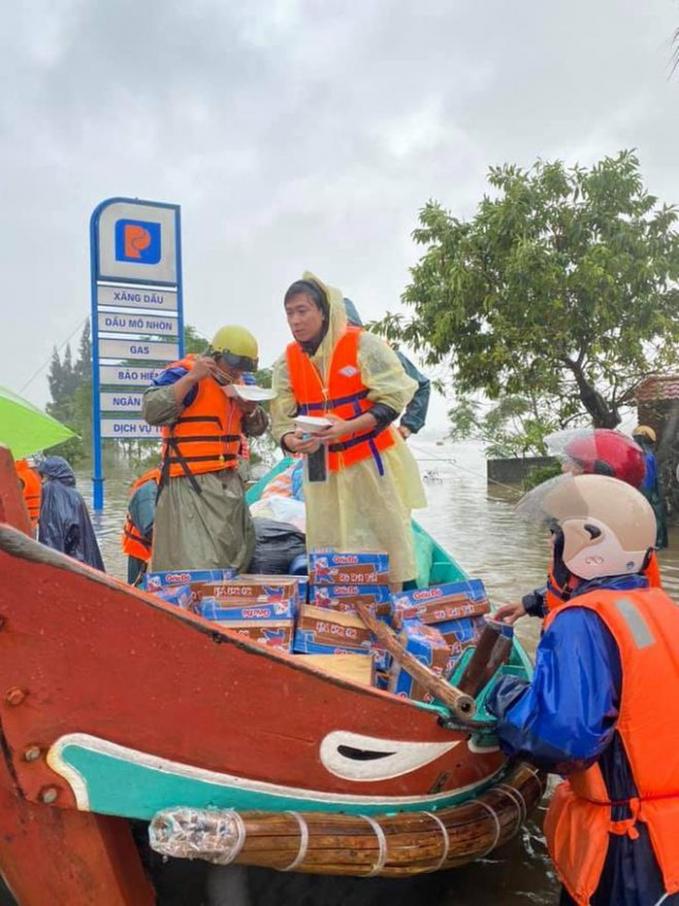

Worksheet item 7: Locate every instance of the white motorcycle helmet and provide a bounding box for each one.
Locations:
[516,474,656,581]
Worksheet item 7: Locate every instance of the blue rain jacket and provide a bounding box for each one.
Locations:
[637,444,668,550]
[153,363,198,407]
[126,477,157,583]
[343,297,431,434]
[37,457,105,571]
[487,574,679,905]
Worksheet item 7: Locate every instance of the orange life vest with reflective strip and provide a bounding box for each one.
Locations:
[544,553,662,613]
[121,468,160,562]
[160,356,243,481]
[543,587,679,905]
[15,459,41,528]
[285,326,396,473]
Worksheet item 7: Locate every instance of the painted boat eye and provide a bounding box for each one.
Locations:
[337,745,395,761]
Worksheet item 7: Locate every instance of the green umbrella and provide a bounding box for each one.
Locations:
[0,385,76,460]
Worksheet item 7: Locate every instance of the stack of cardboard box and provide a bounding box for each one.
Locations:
[145,569,239,609]
[194,576,303,652]
[293,551,393,685]
[144,557,494,701]
[392,579,490,681]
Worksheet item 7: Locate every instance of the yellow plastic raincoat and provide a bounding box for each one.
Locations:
[271,274,426,584]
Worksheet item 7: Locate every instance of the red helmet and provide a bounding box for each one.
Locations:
[547,429,646,489]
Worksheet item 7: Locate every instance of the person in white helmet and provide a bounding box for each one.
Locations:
[487,474,679,906]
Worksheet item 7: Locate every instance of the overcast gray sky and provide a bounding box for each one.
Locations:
[2,0,678,430]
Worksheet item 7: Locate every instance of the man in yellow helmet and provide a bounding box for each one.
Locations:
[142,326,268,571]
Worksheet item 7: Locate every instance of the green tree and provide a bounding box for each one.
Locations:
[375,151,679,452]
[449,394,558,457]
[183,324,210,355]
[46,329,92,462]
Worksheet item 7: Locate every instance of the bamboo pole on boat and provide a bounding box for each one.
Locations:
[355,603,477,721]
[149,762,545,878]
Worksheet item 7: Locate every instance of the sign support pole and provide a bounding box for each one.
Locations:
[89,207,104,510]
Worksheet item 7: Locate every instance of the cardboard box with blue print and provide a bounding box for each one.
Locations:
[437,615,487,671]
[389,620,451,703]
[392,579,489,628]
[151,584,192,610]
[197,599,296,622]
[192,575,300,607]
[145,568,239,592]
[224,621,294,652]
[293,604,374,654]
[308,551,390,585]
[309,584,392,618]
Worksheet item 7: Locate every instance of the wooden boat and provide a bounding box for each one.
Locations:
[0,448,543,905]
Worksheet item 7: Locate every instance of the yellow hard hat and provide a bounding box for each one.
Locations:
[210,325,259,371]
[632,425,656,444]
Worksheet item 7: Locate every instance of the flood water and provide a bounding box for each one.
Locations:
[72,440,679,905]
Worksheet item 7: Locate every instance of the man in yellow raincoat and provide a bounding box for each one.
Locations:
[271,273,426,587]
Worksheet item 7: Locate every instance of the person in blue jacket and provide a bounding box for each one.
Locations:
[343,298,431,439]
[632,425,668,550]
[37,456,105,571]
[487,474,679,906]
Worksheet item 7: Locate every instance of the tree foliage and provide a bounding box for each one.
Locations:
[375,151,679,451]
[46,323,92,461]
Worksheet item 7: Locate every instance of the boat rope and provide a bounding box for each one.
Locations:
[522,763,544,791]
[475,799,502,857]
[281,811,310,872]
[423,810,450,870]
[359,814,388,877]
[220,809,247,865]
[496,783,527,833]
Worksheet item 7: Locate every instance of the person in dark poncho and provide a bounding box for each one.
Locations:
[37,456,105,571]
[343,298,431,438]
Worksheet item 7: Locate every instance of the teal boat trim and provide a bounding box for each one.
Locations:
[47,733,505,820]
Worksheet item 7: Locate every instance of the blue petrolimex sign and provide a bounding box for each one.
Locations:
[90,197,184,510]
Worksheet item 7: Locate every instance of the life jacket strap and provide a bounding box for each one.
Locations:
[158,435,202,496]
[298,389,369,413]
[609,797,641,840]
[165,434,240,444]
[328,425,386,453]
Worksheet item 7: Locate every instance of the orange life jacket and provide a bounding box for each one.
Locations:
[15,459,41,528]
[644,550,662,589]
[286,326,396,473]
[544,553,662,614]
[543,587,679,905]
[121,468,160,563]
[159,356,243,488]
